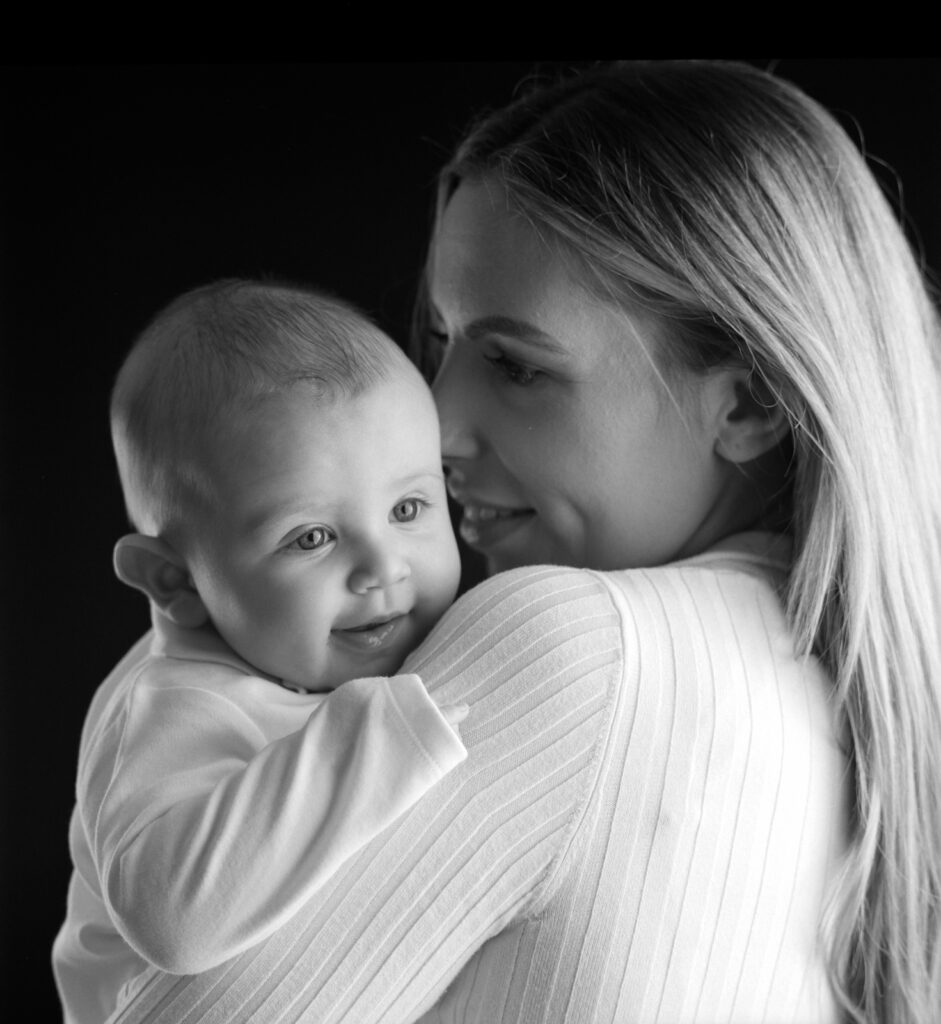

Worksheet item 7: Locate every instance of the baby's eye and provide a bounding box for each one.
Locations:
[293,526,335,551]
[392,499,423,523]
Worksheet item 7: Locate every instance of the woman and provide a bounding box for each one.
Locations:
[113,61,941,1024]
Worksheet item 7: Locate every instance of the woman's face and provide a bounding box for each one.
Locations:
[428,176,740,576]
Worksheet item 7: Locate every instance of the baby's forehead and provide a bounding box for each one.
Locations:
[210,371,417,431]
[197,370,437,478]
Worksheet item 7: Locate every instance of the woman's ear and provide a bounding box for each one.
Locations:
[712,371,790,464]
[113,534,209,628]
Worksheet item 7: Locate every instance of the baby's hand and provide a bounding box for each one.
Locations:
[439,703,469,729]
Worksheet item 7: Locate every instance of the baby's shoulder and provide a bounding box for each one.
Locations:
[90,636,276,737]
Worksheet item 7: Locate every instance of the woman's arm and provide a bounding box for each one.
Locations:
[108,565,624,1023]
[83,667,466,974]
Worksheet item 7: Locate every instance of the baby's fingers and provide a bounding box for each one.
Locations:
[439,703,469,728]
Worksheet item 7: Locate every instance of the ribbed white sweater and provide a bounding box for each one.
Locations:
[109,533,849,1023]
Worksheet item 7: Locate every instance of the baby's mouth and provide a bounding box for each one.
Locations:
[333,614,406,650]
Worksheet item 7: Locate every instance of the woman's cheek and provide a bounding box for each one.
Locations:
[506,403,564,464]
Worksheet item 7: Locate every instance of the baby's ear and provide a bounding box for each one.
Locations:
[113,534,209,628]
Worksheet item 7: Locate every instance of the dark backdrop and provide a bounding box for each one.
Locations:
[2,60,939,1018]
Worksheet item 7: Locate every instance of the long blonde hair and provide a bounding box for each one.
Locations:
[420,60,941,1022]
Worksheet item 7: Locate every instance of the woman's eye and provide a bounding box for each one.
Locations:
[423,329,449,376]
[293,527,335,551]
[486,354,542,387]
[392,499,423,523]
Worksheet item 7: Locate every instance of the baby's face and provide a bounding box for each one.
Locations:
[186,370,460,690]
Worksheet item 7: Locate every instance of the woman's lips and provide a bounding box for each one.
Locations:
[458,502,534,550]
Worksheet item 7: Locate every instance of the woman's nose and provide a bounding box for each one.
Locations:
[347,538,411,595]
[432,348,480,461]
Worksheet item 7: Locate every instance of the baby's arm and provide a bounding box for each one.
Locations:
[81,670,466,974]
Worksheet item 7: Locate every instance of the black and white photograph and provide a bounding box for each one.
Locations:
[3,60,941,1023]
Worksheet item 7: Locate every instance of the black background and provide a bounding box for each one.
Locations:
[2,61,939,1018]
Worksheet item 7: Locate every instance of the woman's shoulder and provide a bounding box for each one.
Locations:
[601,531,792,643]
[422,564,623,659]
[455,563,616,611]
[423,533,793,678]
[447,532,789,620]
[402,565,623,698]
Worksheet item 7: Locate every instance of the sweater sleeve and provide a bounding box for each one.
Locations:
[108,565,624,1024]
[83,670,466,975]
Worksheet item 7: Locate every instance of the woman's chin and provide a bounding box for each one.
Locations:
[482,538,562,577]
[480,541,542,577]
[484,551,522,576]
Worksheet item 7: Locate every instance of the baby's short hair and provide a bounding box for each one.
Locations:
[111,278,408,538]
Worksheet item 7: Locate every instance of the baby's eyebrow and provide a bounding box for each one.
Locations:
[391,470,446,490]
[242,497,328,537]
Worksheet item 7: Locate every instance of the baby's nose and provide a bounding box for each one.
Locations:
[347,540,410,594]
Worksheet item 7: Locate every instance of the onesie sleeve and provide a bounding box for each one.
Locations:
[108,565,624,1024]
[82,668,466,975]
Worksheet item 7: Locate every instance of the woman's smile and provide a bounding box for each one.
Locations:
[456,500,536,551]
[445,477,535,553]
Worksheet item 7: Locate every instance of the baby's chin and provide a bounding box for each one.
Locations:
[278,658,410,696]
[292,660,405,694]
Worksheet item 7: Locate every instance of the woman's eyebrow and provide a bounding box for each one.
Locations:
[464,315,568,355]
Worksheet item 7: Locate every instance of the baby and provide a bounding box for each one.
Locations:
[53,279,466,1024]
